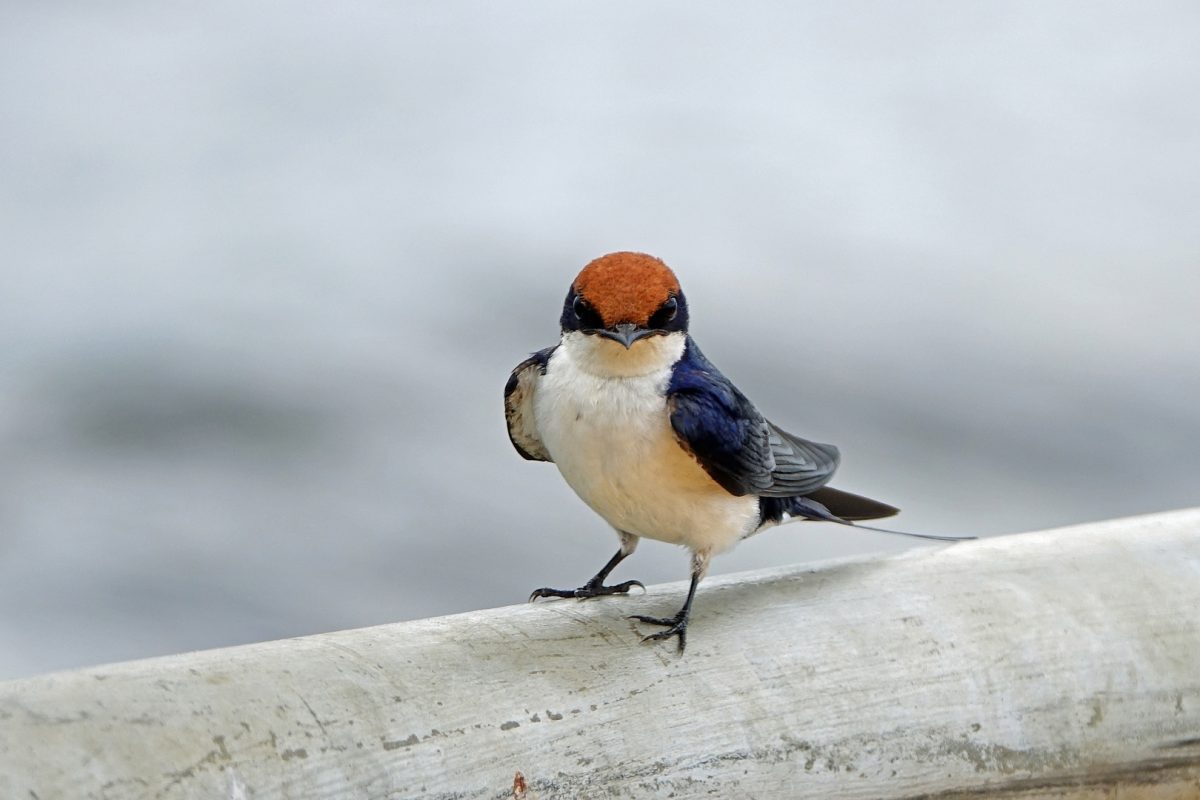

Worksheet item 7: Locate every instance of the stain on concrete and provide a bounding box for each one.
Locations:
[1087,700,1104,727]
[382,734,420,750]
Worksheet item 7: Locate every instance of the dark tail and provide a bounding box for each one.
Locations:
[787,487,975,543]
[805,486,898,521]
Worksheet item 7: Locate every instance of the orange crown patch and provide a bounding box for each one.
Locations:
[573,252,680,327]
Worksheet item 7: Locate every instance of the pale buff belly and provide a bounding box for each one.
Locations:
[534,356,760,554]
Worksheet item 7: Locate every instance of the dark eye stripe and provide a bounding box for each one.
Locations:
[648,296,678,329]
[572,296,604,329]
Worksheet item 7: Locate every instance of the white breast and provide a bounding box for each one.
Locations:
[533,333,760,555]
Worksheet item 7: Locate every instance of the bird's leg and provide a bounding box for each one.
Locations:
[631,550,710,654]
[529,532,644,601]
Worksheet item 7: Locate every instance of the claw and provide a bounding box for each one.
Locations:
[591,579,644,598]
[630,613,689,653]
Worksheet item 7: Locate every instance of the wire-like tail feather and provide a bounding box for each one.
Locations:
[788,496,976,542]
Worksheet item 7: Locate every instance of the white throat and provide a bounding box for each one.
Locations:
[559,330,687,378]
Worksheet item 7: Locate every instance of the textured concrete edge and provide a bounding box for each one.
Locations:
[1,507,1198,800]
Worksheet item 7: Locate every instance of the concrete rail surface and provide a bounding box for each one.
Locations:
[2,509,1199,799]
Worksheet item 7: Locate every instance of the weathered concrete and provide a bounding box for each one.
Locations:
[2,509,1199,799]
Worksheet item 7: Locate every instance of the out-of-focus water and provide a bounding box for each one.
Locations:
[1,2,1197,680]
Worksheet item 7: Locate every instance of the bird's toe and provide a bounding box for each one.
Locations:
[530,580,646,603]
[528,587,575,602]
[630,614,690,653]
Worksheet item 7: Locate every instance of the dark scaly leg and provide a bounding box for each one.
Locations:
[529,532,644,601]
[630,549,710,654]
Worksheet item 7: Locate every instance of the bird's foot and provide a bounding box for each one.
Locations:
[528,579,644,603]
[630,612,689,653]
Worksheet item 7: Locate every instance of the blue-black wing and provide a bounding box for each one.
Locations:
[504,345,556,462]
[667,338,839,497]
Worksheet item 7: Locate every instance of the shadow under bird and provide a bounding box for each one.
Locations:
[505,252,967,653]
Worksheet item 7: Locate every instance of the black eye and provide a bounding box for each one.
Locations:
[648,296,678,329]
[571,295,603,328]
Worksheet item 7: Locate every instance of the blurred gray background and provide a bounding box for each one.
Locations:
[1,2,1197,680]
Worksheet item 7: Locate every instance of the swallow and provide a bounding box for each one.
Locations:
[505,252,967,653]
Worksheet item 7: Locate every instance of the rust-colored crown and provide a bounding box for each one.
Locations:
[572,252,681,327]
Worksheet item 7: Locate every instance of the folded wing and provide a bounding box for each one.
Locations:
[667,339,839,498]
[504,346,556,463]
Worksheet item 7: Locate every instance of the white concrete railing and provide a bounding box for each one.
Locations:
[2,509,1199,799]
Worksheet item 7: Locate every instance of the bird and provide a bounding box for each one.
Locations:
[505,251,966,653]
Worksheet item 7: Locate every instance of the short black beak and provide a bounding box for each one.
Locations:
[598,322,654,349]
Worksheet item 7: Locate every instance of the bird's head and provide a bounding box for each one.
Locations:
[559,252,689,375]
